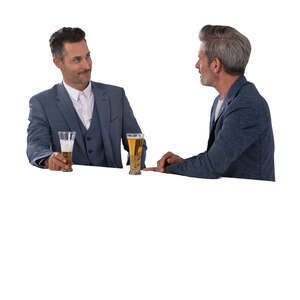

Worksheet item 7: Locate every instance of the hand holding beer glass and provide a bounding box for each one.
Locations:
[58,131,76,172]
[127,133,144,175]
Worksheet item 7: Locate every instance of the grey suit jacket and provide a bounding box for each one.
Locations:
[27,81,147,168]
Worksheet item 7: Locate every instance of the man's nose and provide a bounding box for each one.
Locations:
[82,58,91,69]
[195,60,199,69]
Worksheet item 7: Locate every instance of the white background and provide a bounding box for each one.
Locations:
[1,0,299,299]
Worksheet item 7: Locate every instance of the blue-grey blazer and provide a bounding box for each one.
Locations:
[27,81,147,168]
[166,76,275,181]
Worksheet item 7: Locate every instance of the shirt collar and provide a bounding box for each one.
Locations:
[63,81,92,101]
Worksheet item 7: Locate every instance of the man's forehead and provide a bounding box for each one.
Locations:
[199,42,206,52]
[198,42,206,56]
[63,40,89,56]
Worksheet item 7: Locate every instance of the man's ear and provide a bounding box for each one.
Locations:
[53,57,63,69]
[210,58,222,74]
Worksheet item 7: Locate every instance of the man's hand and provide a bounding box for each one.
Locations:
[44,152,70,171]
[144,151,183,173]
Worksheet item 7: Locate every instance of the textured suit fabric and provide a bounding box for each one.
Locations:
[75,102,107,166]
[27,81,147,169]
[166,76,275,181]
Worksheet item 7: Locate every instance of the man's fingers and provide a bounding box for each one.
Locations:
[47,152,68,171]
[49,158,63,171]
[53,157,68,169]
[157,161,164,169]
[54,152,67,163]
[158,152,173,168]
[143,167,165,173]
[48,159,60,171]
[143,167,158,171]
[167,154,183,165]
[52,162,61,171]
[167,157,178,164]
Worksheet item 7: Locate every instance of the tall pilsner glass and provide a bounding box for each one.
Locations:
[58,131,76,172]
[127,133,144,175]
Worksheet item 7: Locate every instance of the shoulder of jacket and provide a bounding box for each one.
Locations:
[30,84,58,102]
[92,81,124,92]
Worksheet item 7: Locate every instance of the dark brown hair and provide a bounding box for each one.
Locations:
[49,27,86,60]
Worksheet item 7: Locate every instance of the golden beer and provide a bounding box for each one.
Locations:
[127,133,144,175]
[58,131,76,172]
[62,152,73,172]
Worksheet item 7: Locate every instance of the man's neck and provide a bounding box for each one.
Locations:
[215,74,240,100]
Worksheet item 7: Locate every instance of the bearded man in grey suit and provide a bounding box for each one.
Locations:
[27,27,146,171]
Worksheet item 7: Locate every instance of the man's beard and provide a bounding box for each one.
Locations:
[200,73,214,87]
[75,70,91,84]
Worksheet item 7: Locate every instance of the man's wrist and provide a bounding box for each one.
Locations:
[43,158,49,167]
[37,157,50,167]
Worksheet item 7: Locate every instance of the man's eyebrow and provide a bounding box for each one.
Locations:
[72,56,82,60]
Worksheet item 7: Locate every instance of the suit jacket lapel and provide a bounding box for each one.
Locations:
[207,76,249,150]
[215,76,249,123]
[56,83,86,154]
[92,82,115,167]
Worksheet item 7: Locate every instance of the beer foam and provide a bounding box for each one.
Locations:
[60,140,74,152]
[127,133,144,139]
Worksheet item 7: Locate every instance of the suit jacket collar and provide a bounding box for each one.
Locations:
[223,75,247,106]
[210,75,248,132]
[56,83,86,154]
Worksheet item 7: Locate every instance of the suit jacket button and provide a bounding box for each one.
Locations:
[88,149,93,154]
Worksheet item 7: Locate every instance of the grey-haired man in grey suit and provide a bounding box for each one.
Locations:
[27,27,146,171]
[145,25,274,181]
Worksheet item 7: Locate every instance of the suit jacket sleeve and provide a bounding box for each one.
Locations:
[26,96,53,168]
[165,104,265,178]
[120,89,147,169]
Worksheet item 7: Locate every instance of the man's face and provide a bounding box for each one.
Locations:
[195,42,216,87]
[55,40,92,87]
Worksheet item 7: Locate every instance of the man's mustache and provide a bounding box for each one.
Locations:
[79,69,91,75]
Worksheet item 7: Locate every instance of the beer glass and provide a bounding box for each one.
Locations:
[127,133,144,175]
[58,131,76,172]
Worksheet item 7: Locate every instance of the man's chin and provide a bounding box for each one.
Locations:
[200,78,211,87]
[79,76,91,84]
[80,71,91,78]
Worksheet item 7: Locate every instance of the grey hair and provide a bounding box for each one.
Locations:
[199,25,251,75]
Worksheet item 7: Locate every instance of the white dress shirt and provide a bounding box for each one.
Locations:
[63,81,94,129]
[214,98,224,121]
